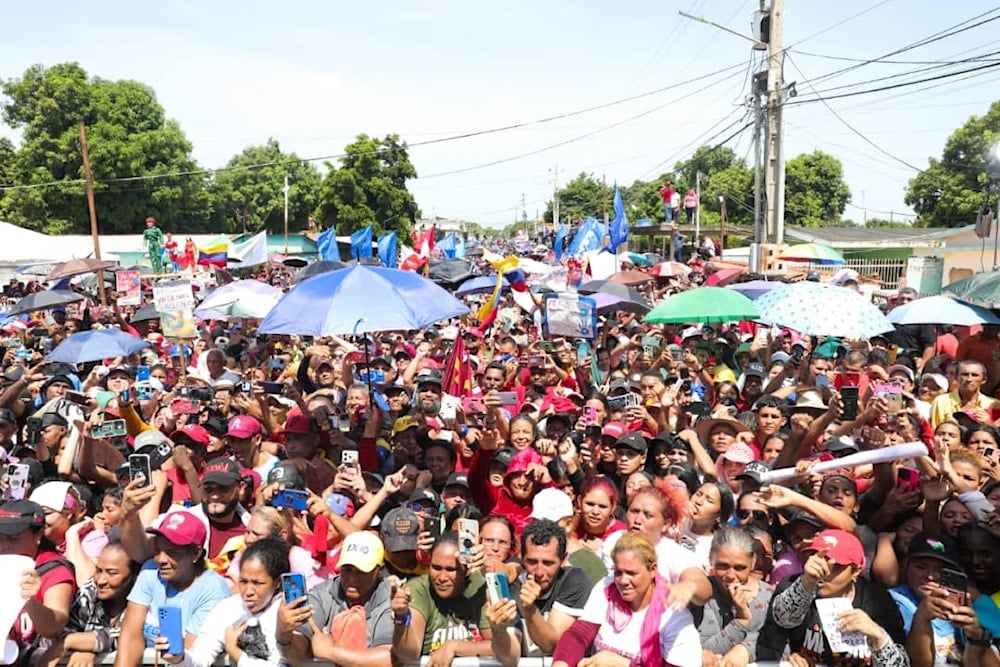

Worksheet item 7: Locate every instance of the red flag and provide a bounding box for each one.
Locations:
[416,226,436,258]
[443,333,473,398]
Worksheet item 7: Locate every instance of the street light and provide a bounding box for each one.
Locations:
[986,141,1000,269]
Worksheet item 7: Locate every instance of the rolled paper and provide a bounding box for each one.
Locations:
[759,441,928,485]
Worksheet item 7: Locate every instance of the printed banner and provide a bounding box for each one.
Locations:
[115,270,141,307]
[152,279,195,313]
[159,309,197,339]
[542,293,598,340]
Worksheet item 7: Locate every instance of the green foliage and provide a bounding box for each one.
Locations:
[784,150,851,226]
[622,177,666,222]
[674,145,738,188]
[314,133,420,239]
[207,139,321,234]
[905,100,1000,227]
[864,217,912,228]
[0,63,208,234]
[544,172,604,224]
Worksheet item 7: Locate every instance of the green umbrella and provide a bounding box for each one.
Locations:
[942,270,1000,309]
[644,287,759,324]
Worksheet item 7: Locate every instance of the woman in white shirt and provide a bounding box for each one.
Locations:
[552,532,702,667]
[159,539,290,667]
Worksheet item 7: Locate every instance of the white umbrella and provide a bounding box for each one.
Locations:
[194,280,282,320]
[887,295,1000,326]
[754,281,893,338]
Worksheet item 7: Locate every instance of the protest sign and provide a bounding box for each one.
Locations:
[542,293,598,340]
[115,269,141,306]
[152,280,194,313]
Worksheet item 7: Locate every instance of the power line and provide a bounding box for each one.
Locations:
[784,0,894,50]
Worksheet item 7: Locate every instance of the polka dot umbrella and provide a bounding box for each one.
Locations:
[753,281,893,338]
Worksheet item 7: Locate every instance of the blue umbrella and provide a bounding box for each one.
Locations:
[46,329,150,364]
[728,280,783,300]
[456,275,509,297]
[259,265,469,335]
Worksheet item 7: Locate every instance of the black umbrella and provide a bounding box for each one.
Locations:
[130,302,161,323]
[577,280,647,304]
[427,259,474,287]
[5,290,86,316]
[293,260,347,283]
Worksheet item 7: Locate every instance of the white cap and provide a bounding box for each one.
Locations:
[29,481,73,512]
[530,488,574,522]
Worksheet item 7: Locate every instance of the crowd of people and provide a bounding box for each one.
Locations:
[1,249,999,667]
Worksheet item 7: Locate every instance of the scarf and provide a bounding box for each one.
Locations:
[605,573,670,667]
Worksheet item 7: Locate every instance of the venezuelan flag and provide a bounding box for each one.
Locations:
[197,235,229,267]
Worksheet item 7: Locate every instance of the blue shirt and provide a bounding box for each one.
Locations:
[127,560,231,646]
[890,585,960,665]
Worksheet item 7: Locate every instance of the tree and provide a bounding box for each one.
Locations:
[314,133,420,239]
[544,172,604,224]
[0,63,208,234]
[703,162,754,226]
[207,139,320,234]
[784,150,851,227]
[905,101,1000,227]
[674,145,739,189]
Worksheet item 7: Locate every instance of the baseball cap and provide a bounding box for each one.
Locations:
[805,529,865,568]
[786,509,825,530]
[415,368,443,386]
[491,447,516,470]
[907,532,961,569]
[284,407,319,435]
[0,408,14,425]
[823,435,859,455]
[0,500,45,535]
[170,424,210,448]
[887,364,915,383]
[409,488,441,513]
[266,462,307,490]
[29,481,75,512]
[392,416,421,437]
[227,415,262,439]
[531,488,574,522]
[133,430,169,450]
[40,412,68,429]
[921,373,949,392]
[202,415,228,438]
[722,442,756,464]
[602,422,626,440]
[337,531,385,572]
[744,362,766,378]
[380,507,420,551]
[615,432,647,453]
[201,457,243,486]
[736,460,770,483]
[444,472,469,489]
[146,511,206,547]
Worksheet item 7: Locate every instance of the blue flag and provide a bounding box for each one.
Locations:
[377,232,398,268]
[606,184,629,253]
[350,226,373,259]
[456,235,466,259]
[554,223,569,261]
[567,217,605,255]
[316,226,338,261]
[438,232,457,258]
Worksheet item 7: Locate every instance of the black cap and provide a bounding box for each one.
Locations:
[0,499,45,535]
[607,378,630,395]
[736,460,770,481]
[491,447,515,469]
[615,432,648,453]
[786,509,824,529]
[40,412,67,429]
[369,356,393,369]
[202,415,228,437]
[907,532,961,569]
[266,462,306,491]
[409,488,441,513]
[823,435,859,455]
[744,362,766,378]
[201,457,243,486]
[415,368,443,386]
[445,472,469,489]
[0,408,14,425]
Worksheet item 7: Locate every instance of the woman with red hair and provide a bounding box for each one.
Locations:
[568,477,626,556]
[602,479,712,609]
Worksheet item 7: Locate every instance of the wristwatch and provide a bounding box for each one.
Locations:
[968,630,993,647]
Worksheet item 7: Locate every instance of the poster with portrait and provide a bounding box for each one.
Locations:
[542,293,598,340]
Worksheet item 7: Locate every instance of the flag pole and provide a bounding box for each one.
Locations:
[79,121,108,307]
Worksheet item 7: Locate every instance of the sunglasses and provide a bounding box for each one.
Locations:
[737,509,769,522]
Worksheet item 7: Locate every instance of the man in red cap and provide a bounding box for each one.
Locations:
[225,415,278,480]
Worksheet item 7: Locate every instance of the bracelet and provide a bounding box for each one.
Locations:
[393,610,412,627]
[276,633,293,647]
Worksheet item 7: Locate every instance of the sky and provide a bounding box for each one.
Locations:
[2,0,999,230]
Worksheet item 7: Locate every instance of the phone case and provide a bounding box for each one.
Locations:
[281,573,306,603]
[273,489,308,511]
[458,518,478,559]
[158,606,184,654]
[129,455,152,487]
[485,572,511,604]
[6,464,29,500]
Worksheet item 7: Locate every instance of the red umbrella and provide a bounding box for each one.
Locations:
[649,261,692,278]
[606,270,653,286]
[705,268,744,287]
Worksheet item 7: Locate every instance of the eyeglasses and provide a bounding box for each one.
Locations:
[481,537,511,547]
[737,509,769,522]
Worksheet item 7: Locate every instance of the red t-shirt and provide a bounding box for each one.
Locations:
[9,551,76,650]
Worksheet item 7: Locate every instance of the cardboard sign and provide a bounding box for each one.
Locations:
[542,293,598,340]
[115,269,141,307]
[152,279,194,313]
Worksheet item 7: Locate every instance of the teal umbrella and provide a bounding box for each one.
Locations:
[942,270,1000,309]
[644,287,759,324]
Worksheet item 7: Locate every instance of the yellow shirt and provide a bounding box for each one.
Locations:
[930,390,1000,429]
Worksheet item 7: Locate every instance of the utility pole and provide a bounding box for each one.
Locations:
[695,171,703,253]
[719,194,727,260]
[763,0,785,244]
[552,163,560,230]
[520,193,527,236]
[283,175,290,254]
[79,121,107,307]
[602,174,608,225]
[752,70,766,272]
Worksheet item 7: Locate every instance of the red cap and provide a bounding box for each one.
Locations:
[171,424,210,448]
[805,529,865,567]
[602,422,626,439]
[146,511,206,547]
[226,415,262,439]
[284,406,317,435]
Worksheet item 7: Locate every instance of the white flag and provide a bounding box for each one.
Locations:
[228,232,268,268]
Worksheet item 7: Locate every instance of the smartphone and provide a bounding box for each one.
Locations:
[259,381,284,394]
[136,365,150,382]
[439,402,457,421]
[119,388,133,404]
[496,391,519,406]
[841,386,859,421]
[641,335,661,358]
[361,368,386,385]
[624,393,641,408]
[984,446,997,461]
[461,396,486,414]
[939,568,969,608]
[485,572,513,605]
[585,424,602,442]
[607,395,628,412]
[129,453,152,487]
[347,350,366,363]
[438,429,454,442]
[671,347,683,361]
[64,391,90,406]
[584,406,597,425]
[576,341,590,367]
[815,375,830,389]
[266,358,284,370]
[5,463,29,500]
[157,606,184,655]
[526,355,545,367]
[896,466,919,494]
[423,514,443,538]
[272,488,309,511]
[884,388,903,415]
[136,385,153,401]
[341,450,359,467]
[170,398,201,415]
[281,573,307,604]
[236,380,253,394]
[457,518,479,562]
[14,348,32,360]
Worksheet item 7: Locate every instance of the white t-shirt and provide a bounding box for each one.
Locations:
[602,530,702,581]
[579,577,702,667]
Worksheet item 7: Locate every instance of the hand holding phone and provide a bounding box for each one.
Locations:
[157,606,184,655]
[281,573,307,604]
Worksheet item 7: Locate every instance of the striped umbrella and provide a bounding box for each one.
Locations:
[779,243,845,265]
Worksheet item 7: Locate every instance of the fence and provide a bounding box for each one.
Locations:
[803,258,907,288]
[86,654,788,666]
